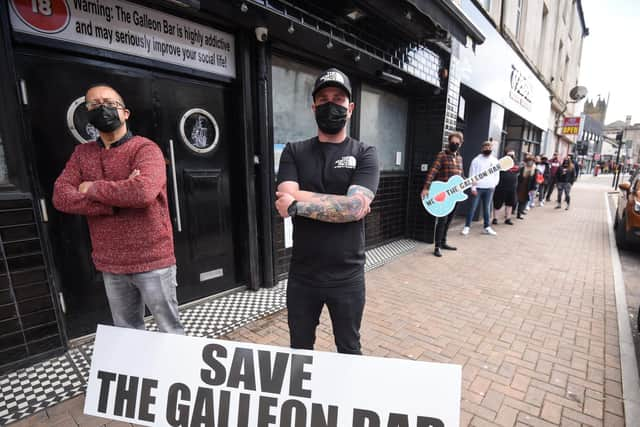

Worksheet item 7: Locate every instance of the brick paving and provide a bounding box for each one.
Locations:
[11,178,629,426]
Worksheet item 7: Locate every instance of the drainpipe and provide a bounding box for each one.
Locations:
[256,41,275,288]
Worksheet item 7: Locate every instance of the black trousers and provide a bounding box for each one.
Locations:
[545,178,556,201]
[287,278,365,355]
[434,208,456,248]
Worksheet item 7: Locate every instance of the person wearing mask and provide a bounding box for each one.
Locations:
[567,154,581,179]
[536,156,551,206]
[492,151,519,225]
[275,68,380,355]
[53,84,184,334]
[421,133,464,257]
[462,141,499,236]
[545,152,561,201]
[555,158,576,210]
[516,155,539,219]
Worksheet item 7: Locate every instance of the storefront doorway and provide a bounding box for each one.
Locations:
[16,50,239,338]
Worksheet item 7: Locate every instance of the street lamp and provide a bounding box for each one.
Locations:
[612,131,627,188]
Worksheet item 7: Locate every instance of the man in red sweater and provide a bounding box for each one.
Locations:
[53,84,184,334]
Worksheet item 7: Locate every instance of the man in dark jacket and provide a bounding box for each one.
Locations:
[555,158,576,210]
[536,156,551,206]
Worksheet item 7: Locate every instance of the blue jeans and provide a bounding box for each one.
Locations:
[465,188,494,228]
[103,265,184,334]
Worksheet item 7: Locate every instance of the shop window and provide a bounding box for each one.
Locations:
[359,84,408,172]
[271,56,322,173]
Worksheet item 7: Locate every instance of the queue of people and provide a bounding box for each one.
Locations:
[421,135,579,258]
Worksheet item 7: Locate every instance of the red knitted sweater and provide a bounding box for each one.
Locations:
[53,136,175,274]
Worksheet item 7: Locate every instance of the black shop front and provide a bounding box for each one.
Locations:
[0,0,482,373]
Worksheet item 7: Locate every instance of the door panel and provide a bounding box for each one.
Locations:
[152,77,236,301]
[16,51,238,338]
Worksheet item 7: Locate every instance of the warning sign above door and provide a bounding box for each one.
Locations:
[9,0,236,79]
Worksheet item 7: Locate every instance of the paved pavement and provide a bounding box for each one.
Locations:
[11,177,636,426]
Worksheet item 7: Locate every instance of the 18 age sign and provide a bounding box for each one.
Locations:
[10,0,71,33]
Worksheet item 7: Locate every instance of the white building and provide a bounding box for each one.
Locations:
[459,0,588,158]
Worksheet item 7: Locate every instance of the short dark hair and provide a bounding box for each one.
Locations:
[85,83,125,106]
[448,131,464,143]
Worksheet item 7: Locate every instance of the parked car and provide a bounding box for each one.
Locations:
[614,172,640,249]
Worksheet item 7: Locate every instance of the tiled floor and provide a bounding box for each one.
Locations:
[0,239,417,425]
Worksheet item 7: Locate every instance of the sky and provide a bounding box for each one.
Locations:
[578,0,640,125]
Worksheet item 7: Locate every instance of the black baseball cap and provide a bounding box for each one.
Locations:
[312,68,352,100]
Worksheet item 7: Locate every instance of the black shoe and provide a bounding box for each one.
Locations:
[441,243,457,251]
[434,247,442,257]
[492,218,498,225]
[505,219,514,225]
[517,214,524,219]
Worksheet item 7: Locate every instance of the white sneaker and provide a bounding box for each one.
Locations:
[540,201,545,207]
[461,226,470,235]
[483,227,497,236]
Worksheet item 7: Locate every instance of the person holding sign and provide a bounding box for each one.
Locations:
[53,84,184,335]
[275,68,380,355]
[420,132,465,257]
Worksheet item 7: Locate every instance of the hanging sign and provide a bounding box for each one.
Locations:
[562,117,581,135]
[9,0,236,78]
[85,325,462,426]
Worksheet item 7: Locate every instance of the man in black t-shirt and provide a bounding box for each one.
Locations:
[275,68,380,355]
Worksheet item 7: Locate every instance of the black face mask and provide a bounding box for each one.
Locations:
[87,105,123,133]
[449,142,460,152]
[314,102,348,135]
[482,150,492,156]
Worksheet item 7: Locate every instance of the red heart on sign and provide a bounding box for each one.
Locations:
[434,192,446,202]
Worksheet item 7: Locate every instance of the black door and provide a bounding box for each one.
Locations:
[16,51,238,338]
[152,76,237,302]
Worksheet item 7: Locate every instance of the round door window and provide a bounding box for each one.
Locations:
[179,108,219,154]
[66,96,100,144]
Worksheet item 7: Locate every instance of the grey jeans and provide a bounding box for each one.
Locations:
[556,182,572,204]
[103,265,185,334]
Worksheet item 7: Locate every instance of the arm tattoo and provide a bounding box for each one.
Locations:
[296,185,374,223]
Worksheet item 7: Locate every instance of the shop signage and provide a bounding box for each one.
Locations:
[457,0,550,130]
[562,117,581,135]
[509,65,532,111]
[9,0,236,78]
[85,325,462,426]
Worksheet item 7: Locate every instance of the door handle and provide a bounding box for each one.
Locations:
[169,139,182,232]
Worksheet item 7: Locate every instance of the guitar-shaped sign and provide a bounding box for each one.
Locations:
[422,156,514,217]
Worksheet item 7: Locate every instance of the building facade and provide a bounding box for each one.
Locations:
[605,117,640,169]
[472,0,588,158]
[0,0,483,372]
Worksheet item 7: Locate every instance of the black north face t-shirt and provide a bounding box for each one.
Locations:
[277,137,380,287]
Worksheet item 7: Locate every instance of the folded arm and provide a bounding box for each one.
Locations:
[277,181,374,223]
[85,143,166,208]
[52,149,113,217]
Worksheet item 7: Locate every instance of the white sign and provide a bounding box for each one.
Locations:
[86,325,462,426]
[284,217,293,249]
[457,0,549,130]
[9,0,235,78]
